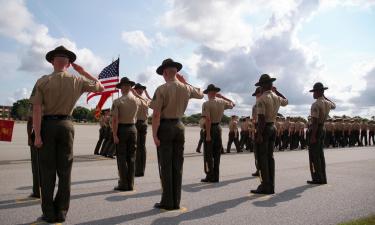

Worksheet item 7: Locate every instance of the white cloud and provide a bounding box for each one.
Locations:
[120,30,172,54]
[0,0,105,76]
[121,30,153,54]
[161,0,254,51]
[161,0,375,118]
[6,87,31,105]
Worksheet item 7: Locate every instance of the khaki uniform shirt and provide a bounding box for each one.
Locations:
[324,122,332,132]
[136,99,150,121]
[284,120,290,131]
[150,80,203,119]
[256,90,288,123]
[352,122,360,130]
[30,71,102,115]
[298,121,305,132]
[369,123,375,132]
[240,121,249,131]
[111,93,148,124]
[289,122,296,133]
[202,98,233,123]
[343,122,350,132]
[334,122,342,132]
[310,97,336,124]
[199,117,206,129]
[252,104,257,123]
[229,120,239,133]
[276,121,282,135]
[361,123,368,131]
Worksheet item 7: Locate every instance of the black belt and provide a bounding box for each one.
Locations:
[43,115,71,120]
[211,123,220,125]
[160,118,180,123]
[118,123,135,127]
[137,120,146,123]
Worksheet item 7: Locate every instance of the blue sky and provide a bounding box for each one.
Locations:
[0,0,374,117]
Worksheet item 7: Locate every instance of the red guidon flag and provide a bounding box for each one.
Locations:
[87,58,119,118]
[0,119,15,142]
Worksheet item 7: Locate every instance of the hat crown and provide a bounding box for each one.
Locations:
[207,84,216,89]
[259,74,271,81]
[54,45,69,51]
[162,58,174,65]
[313,82,324,90]
[120,77,131,82]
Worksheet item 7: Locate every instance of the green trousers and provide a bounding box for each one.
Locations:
[29,144,40,197]
[256,123,276,191]
[157,120,185,209]
[40,119,74,219]
[203,124,222,181]
[227,131,240,152]
[308,125,327,183]
[94,127,105,154]
[135,120,147,176]
[116,124,137,190]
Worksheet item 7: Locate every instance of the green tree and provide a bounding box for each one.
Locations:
[72,106,91,122]
[221,114,230,124]
[11,99,30,120]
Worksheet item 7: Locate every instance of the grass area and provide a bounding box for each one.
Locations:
[338,215,375,225]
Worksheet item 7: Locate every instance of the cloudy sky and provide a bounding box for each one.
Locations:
[0,0,374,118]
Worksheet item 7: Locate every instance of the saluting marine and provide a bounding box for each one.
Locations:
[201,84,234,183]
[251,74,288,195]
[307,82,335,185]
[30,46,104,223]
[150,58,203,210]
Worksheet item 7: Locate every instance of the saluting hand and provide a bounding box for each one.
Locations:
[176,73,187,84]
[216,93,223,98]
[71,63,85,74]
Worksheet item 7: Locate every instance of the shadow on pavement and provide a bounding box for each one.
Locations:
[17,177,118,190]
[77,195,262,225]
[0,154,113,166]
[106,176,253,202]
[252,184,318,207]
[182,176,254,193]
[0,189,115,210]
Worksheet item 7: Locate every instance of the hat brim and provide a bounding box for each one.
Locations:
[46,49,76,63]
[255,78,276,86]
[156,62,183,75]
[203,87,221,94]
[116,81,136,89]
[309,87,328,92]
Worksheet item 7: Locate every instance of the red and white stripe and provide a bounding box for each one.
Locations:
[87,77,119,102]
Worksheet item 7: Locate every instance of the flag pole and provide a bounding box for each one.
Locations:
[118,55,120,99]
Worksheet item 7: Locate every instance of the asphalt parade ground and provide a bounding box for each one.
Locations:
[0,124,374,225]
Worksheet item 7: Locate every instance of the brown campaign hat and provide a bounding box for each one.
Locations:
[309,82,328,92]
[255,74,276,86]
[46,45,76,63]
[116,77,135,89]
[134,83,146,90]
[203,84,221,94]
[156,58,182,75]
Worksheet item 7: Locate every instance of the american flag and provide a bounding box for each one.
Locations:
[87,58,119,102]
